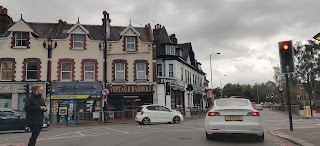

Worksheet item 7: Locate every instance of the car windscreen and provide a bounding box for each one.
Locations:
[216,99,249,106]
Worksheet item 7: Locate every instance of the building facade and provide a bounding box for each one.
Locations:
[153,24,207,117]
[0,7,49,112]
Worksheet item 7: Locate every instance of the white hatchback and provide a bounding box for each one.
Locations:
[205,98,264,142]
[135,104,184,125]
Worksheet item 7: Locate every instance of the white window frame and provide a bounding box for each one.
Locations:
[73,34,84,49]
[157,64,162,76]
[126,36,136,50]
[26,61,38,81]
[84,62,95,81]
[15,32,28,47]
[115,63,125,80]
[136,63,146,80]
[0,61,13,81]
[61,62,72,81]
[169,64,174,77]
[166,45,176,55]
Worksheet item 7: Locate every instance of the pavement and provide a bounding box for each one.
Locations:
[0,109,299,146]
[269,109,320,146]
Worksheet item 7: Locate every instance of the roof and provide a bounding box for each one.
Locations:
[2,21,152,42]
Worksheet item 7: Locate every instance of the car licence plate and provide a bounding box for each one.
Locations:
[225,116,243,121]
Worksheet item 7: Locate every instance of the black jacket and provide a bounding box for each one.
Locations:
[25,93,46,125]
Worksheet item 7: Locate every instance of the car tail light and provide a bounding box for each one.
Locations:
[247,112,259,116]
[208,112,221,116]
[141,110,144,115]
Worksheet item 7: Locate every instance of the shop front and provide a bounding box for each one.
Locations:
[50,82,103,123]
[0,82,46,111]
[107,85,153,119]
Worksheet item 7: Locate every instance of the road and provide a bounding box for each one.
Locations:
[1,109,319,146]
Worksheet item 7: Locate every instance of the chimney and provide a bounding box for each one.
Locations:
[102,11,111,39]
[170,34,177,44]
[0,6,13,34]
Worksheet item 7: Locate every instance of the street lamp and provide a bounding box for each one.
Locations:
[253,80,260,103]
[220,75,226,97]
[209,52,221,89]
[313,33,320,41]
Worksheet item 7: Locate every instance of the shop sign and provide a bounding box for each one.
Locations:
[51,91,101,95]
[57,85,97,89]
[109,85,152,93]
[51,95,101,99]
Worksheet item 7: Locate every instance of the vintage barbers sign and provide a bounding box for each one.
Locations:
[109,85,152,93]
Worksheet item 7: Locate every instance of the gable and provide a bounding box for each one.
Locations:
[67,22,89,34]
[120,24,140,36]
[8,19,37,35]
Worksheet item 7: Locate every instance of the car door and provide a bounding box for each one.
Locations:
[0,111,6,130]
[157,106,173,122]
[1,110,16,130]
[145,106,159,122]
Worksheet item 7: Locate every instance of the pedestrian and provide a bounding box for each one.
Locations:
[25,85,47,146]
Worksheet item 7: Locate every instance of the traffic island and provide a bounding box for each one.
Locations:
[271,128,320,146]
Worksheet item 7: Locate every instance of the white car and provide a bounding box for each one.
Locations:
[205,98,264,142]
[135,104,184,125]
[255,104,263,110]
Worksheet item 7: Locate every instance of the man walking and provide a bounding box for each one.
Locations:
[25,85,47,146]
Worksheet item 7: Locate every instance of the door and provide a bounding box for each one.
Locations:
[157,106,173,122]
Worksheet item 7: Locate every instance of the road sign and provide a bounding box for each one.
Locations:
[102,88,110,96]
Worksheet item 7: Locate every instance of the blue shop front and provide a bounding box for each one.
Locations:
[50,82,103,123]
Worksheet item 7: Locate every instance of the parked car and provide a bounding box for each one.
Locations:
[0,108,50,132]
[205,98,264,142]
[135,104,184,125]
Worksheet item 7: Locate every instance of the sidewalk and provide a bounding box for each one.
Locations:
[270,109,320,146]
[271,128,320,146]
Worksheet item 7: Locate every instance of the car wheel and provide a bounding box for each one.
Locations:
[142,117,151,125]
[24,126,31,132]
[173,116,181,124]
[255,133,264,142]
[206,132,215,140]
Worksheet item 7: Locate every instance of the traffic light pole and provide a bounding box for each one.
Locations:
[285,74,293,131]
[307,74,314,118]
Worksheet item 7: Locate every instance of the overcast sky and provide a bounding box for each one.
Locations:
[1,0,320,88]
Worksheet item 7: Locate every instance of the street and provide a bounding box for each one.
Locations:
[1,109,319,146]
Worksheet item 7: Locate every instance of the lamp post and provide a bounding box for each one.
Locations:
[253,80,260,103]
[220,75,226,97]
[209,53,221,89]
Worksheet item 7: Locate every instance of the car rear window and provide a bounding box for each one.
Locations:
[216,100,249,106]
[137,107,143,112]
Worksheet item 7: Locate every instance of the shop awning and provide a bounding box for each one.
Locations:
[51,95,101,100]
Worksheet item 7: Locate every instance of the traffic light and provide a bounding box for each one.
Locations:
[270,93,274,99]
[297,95,300,101]
[46,81,52,94]
[23,84,30,98]
[266,94,269,100]
[165,82,171,95]
[278,40,295,73]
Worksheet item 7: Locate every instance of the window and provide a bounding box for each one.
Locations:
[189,72,191,83]
[115,63,125,80]
[181,68,183,80]
[0,61,13,80]
[169,64,173,77]
[136,63,146,80]
[157,64,162,76]
[166,45,176,55]
[26,61,38,80]
[126,36,136,50]
[84,62,95,81]
[61,62,72,81]
[15,32,28,47]
[73,34,84,49]
[185,70,187,82]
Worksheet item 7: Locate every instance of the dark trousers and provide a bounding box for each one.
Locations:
[28,124,42,146]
